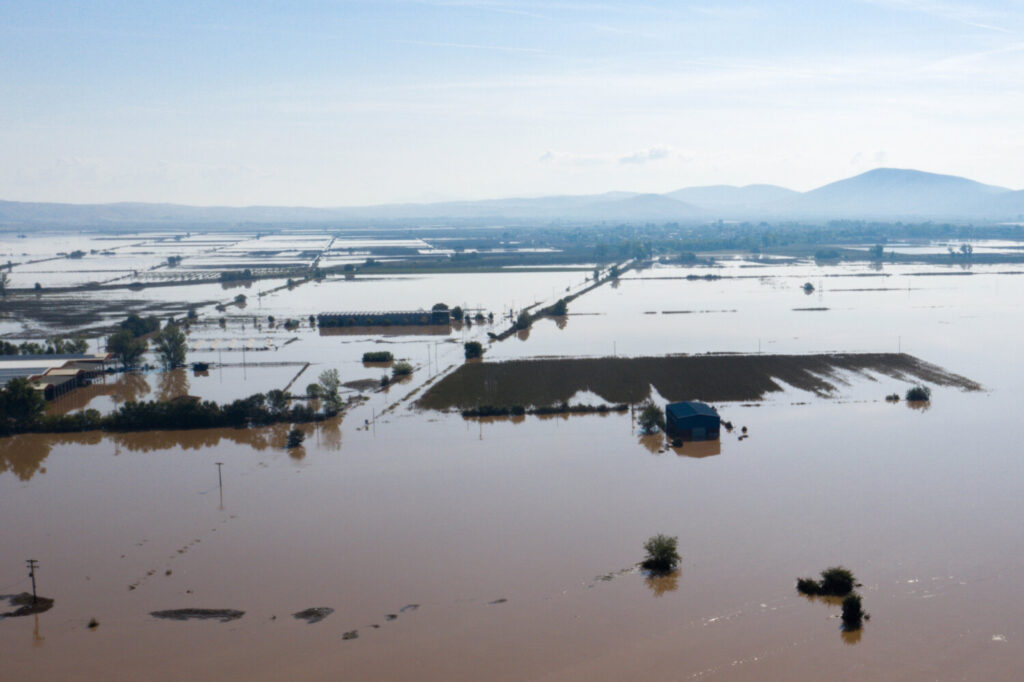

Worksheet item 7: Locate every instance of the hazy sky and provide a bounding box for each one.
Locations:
[2,0,1023,206]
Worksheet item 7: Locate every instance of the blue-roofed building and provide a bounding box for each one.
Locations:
[665,401,720,441]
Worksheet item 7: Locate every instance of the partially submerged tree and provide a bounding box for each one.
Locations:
[286,428,305,449]
[120,313,160,338]
[266,389,289,415]
[107,329,147,369]
[464,341,483,360]
[153,323,187,369]
[637,401,665,434]
[641,534,681,573]
[391,361,413,377]
[0,377,46,431]
[905,385,931,402]
[318,369,342,413]
[841,594,865,630]
[796,566,855,597]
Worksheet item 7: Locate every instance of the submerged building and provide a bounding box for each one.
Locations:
[0,353,112,400]
[317,310,451,327]
[665,401,721,441]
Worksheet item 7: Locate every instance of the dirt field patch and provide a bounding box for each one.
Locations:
[416,353,981,410]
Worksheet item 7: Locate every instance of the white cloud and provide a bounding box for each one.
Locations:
[619,145,673,165]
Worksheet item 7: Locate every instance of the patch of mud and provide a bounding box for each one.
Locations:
[342,629,359,640]
[150,608,245,622]
[0,593,54,619]
[417,353,981,409]
[292,607,334,624]
[399,603,419,613]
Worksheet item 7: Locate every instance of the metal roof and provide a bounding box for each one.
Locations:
[666,401,719,419]
[0,366,50,384]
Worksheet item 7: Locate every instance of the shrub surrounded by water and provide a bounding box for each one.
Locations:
[905,385,931,401]
[641,534,681,573]
[796,566,855,597]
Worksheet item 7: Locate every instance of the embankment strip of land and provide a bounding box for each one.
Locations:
[416,353,981,410]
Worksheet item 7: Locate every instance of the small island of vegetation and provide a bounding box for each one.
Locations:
[796,566,867,631]
[640,534,681,573]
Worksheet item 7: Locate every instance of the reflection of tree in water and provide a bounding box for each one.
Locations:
[644,570,680,597]
[110,425,279,453]
[841,627,863,646]
[156,368,190,402]
[112,372,152,405]
[516,327,530,342]
[0,435,52,481]
[288,446,306,461]
[554,315,568,330]
[0,432,102,481]
[319,418,342,451]
[639,433,664,454]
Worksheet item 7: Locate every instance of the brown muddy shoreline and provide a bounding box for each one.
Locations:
[417,353,981,410]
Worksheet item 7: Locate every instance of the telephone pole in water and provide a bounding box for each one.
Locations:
[26,559,38,604]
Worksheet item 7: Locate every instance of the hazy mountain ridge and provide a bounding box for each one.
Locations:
[2,168,1022,227]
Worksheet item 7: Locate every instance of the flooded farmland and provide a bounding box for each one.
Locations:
[3,234,1024,680]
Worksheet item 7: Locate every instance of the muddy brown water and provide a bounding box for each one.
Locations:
[3,258,1024,680]
[2,384,1023,680]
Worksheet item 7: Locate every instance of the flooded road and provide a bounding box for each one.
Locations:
[3,256,1024,679]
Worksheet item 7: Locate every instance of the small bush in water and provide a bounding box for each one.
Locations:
[841,594,865,630]
[641,534,681,573]
[905,385,931,401]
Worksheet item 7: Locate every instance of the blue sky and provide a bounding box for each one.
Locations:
[2,0,1023,205]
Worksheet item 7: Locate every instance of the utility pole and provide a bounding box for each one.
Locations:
[26,559,38,604]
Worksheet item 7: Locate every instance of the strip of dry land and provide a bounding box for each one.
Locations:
[416,353,981,411]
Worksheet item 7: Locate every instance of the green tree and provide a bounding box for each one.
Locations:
[318,369,342,413]
[0,271,8,297]
[120,313,160,338]
[266,389,289,414]
[638,401,665,433]
[641,534,681,573]
[464,341,483,359]
[153,323,187,369]
[0,377,46,430]
[107,330,147,369]
[515,311,532,330]
[391,361,413,377]
[841,594,864,630]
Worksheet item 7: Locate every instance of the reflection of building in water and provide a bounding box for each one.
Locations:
[319,324,451,337]
[665,401,721,441]
[0,353,112,400]
[672,439,721,459]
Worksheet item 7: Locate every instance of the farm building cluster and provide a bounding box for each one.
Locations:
[0,353,112,400]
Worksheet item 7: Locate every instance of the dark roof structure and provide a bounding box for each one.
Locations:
[666,401,719,419]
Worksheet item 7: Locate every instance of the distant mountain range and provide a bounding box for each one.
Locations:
[2,168,1023,227]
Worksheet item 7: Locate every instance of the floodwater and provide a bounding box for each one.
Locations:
[3,247,1024,680]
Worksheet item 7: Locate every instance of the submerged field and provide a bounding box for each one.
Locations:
[2,231,1024,681]
[417,352,981,409]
